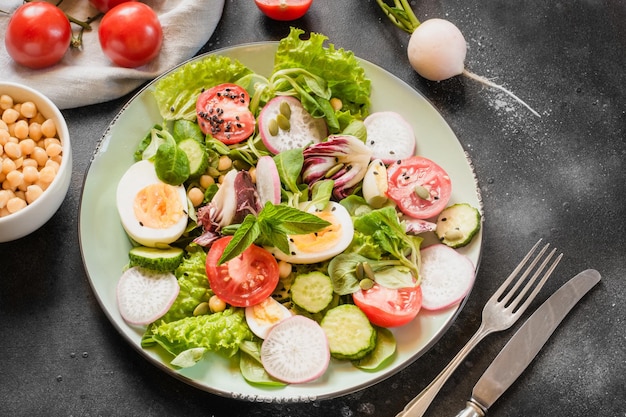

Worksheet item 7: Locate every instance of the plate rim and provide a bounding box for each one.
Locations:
[78,40,483,402]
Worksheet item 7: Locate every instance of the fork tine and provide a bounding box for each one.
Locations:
[499,243,550,306]
[509,249,563,314]
[491,239,542,301]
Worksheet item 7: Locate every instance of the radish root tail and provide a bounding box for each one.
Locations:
[462,69,541,118]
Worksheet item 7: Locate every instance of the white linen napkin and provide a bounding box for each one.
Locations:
[0,0,225,109]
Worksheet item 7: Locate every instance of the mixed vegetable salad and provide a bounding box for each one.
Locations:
[113,28,481,386]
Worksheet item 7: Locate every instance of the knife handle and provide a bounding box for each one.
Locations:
[453,400,486,417]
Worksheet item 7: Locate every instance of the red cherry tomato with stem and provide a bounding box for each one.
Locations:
[4,2,71,69]
[206,236,280,307]
[386,156,452,219]
[98,2,163,68]
[254,0,312,21]
[89,0,135,13]
[196,83,256,145]
[352,283,422,328]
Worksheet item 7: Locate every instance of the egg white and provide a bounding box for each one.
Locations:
[270,201,354,264]
[245,296,292,339]
[116,160,188,248]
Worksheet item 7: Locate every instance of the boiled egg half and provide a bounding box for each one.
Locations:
[245,296,293,339]
[270,201,354,264]
[116,160,188,247]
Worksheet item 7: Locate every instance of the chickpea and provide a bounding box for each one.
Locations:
[2,108,19,124]
[217,155,232,171]
[19,102,37,119]
[0,94,63,217]
[0,95,13,111]
[248,166,257,183]
[208,295,227,313]
[187,187,204,207]
[199,174,215,189]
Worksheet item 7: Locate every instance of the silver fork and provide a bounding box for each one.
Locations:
[396,239,562,417]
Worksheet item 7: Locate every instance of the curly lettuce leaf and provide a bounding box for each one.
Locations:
[273,27,372,131]
[157,247,210,324]
[153,55,253,121]
[144,308,253,358]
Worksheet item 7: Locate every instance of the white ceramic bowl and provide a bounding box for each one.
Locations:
[0,82,72,242]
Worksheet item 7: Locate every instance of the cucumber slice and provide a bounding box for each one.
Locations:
[178,138,208,178]
[321,304,376,360]
[128,246,184,272]
[290,271,333,314]
[435,203,481,248]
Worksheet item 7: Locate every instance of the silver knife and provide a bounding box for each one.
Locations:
[454,269,601,417]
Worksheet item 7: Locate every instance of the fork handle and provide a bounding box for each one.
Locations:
[396,325,491,417]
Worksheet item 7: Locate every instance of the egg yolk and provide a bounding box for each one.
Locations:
[134,183,184,228]
[250,298,287,326]
[290,211,341,253]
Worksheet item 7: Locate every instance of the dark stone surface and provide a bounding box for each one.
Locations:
[2,1,624,416]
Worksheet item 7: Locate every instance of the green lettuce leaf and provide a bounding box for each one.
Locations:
[145,308,253,358]
[273,27,372,131]
[153,55,253,121]
[157,247,210,324]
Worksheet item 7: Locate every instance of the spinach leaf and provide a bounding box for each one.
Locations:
[154,134,190,185]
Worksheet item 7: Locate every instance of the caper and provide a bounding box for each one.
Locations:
[359,278,375,290]
[279,100,292,119]
[325,162,344,178]
[268,118,279,136]
[362,261,376,281]
[356,262,365,281]
[276,113,291,131]
[207,167,221,178]
[233,159,251,171]
[193,302,210,316]
[414,185,430,200]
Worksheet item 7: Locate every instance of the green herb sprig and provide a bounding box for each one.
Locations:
[218,202,331,265]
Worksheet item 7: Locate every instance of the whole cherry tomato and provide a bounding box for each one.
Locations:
[254,0,312,21]
[98,2,163,68]
[4,2,72,69]
[89,0,136,13]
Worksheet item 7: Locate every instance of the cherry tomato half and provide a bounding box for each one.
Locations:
[98,2,163,68]
[206,236,280,307]
[196,83,256,145]
[254,0,312,21]
[386,156,452,219]
[353,284,422,328]
[89,0,135,13]
[4,2,71,69]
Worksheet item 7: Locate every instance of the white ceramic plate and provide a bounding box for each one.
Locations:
[79,42,482,402]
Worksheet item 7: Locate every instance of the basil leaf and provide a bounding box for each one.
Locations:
[218,215,261,265]
[273,149,303,194]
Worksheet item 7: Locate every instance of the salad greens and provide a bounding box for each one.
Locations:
[153,55,253,121]
[126,27,440,382]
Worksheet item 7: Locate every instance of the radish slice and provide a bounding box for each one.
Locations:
[116,266,180,325]
[258,96,327,154]
[260,315,330,384]
[419,244,475,310]
[364,111,416,164]
[255,155,281,205]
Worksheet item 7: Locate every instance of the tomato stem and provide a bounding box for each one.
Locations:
[22,0,103,49]
[70,13,103,49]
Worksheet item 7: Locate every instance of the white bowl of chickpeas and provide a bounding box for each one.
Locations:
[0,82,72,242]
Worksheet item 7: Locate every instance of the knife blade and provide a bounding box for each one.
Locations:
[454,269,601,417]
